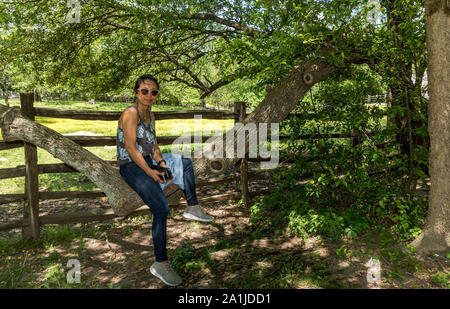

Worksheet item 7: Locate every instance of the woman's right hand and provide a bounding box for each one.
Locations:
[148,169,170,184]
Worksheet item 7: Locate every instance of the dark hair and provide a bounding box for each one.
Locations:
[133,74,159,93]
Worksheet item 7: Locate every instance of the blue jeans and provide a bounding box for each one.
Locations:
[119,155,199,262]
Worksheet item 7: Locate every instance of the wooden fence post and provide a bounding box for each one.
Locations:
[20,92,40,239]
[234,101,249,206]
[234,102,241,192]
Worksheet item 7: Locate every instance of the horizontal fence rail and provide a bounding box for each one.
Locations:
[0,171,273,206]
[33,107,238,120]
[0,132,367,151]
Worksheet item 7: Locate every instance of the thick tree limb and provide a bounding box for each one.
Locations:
[191,46,342,175]
[0,105,144,216]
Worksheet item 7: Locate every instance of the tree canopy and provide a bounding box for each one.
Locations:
[2,0,394,99]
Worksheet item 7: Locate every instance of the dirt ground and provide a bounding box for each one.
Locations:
[0,176,448,289]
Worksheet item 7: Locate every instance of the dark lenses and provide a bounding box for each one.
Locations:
[140,89,159,96]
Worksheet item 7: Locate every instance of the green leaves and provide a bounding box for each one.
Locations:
[2,0,378,99]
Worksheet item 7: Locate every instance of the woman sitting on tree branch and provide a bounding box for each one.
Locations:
[117,74,214,286]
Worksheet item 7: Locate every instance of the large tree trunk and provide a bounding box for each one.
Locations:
[410,0,449,253]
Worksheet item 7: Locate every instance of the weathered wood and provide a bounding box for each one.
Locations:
[0,219,23,231]
[0,190,265,231]
[0,194,24,204]
[20,93,40,239]
[0,166,26,179]
[34,107,121,120]
[240,158,249,206]
[0,191,106,205]
[0,174,251,205]
[0,133,370,152]
[191,46,345,177]
[237,101,249,206]
[0,140,23,150]
[38,190,106,200]
[233,102,243,192]
[34,107,237,120]
[0,162,104,179]
[196,175,239,188]
[65,136,117,147]
[39,211,119,225]
[155,110,237,120]
[156,135,213,145]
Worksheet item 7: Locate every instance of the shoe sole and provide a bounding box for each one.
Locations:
[183,212,214,222]
[150,266,182,286]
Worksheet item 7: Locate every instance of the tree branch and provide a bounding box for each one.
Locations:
[178,12,269,36]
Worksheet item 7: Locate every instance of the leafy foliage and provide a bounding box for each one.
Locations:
[250,58,428,241]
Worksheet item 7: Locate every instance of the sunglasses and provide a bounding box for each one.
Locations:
[139,89,159,96]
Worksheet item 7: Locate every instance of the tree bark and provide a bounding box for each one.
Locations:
[410,0,449,254]
[2,75,8,107]
[0,105,145,216]
[33,88,42,102]
[191,46,341,175]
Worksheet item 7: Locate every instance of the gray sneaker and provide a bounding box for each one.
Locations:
[150,262,182,286]
[183,205,214,222]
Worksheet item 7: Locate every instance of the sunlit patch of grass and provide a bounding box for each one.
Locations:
[0,146,117,194]
[157,118,234,136]
[35,117,118,136]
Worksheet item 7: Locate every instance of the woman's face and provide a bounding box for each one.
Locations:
[136,79,159,107]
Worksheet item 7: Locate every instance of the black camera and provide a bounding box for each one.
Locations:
[151,165,173,182]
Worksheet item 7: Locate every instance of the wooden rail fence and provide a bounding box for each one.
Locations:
[0,96,274,237]
[0,94,376,238]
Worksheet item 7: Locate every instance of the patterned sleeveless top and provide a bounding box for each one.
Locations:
[116,105,156,166]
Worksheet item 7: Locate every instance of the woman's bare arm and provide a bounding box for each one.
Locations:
[150,112,167,168]
[121,108,166,183]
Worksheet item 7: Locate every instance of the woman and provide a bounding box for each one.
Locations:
[117,74,214,286]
